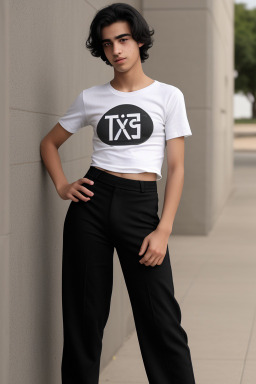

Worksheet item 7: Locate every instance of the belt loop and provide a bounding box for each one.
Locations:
[139,180,145,193]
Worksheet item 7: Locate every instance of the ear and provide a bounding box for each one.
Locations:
[138,42,144,48]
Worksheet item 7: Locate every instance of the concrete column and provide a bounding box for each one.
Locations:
[142,0,234,234]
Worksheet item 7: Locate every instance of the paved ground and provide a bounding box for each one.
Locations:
[234,123,256,151]
[99,129,256,384]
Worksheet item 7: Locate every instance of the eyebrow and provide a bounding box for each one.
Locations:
[101,33,131,43]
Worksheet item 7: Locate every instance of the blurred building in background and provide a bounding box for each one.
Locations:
[234,92,253,119]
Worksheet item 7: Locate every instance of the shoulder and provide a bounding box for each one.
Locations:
[81,82,108,96]
[155,81,185,109]
[157,80,183,94]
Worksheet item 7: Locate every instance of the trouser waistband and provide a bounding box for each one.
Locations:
[84,166,157,192]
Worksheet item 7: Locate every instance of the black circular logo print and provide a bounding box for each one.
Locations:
[97,104,153,146]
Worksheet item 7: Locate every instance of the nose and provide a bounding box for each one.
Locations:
[112,42,122,56]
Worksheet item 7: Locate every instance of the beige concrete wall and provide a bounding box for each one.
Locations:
[1,0,234,382]
[143,0,234,234]
[0,0,10,383]
[7,1,141,383]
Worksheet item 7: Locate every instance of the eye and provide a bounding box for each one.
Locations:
[103,38,128,48]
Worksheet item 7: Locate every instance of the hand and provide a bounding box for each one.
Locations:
[138,228,170,267]
[57,177,95,202]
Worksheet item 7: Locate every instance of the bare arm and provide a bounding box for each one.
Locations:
[40,123,72,193]
[40,123,94,202]
[137,137,186,266]
[157,137,185,236]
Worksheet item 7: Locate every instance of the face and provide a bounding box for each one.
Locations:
[101,20,144,71]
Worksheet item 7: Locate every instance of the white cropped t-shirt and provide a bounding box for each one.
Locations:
[58,80,192,181]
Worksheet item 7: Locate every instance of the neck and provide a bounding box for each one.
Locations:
[111,72,154,92]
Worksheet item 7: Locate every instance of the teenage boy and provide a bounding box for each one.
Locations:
[40,3,196,383]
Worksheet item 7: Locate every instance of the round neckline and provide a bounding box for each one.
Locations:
[108,80,158,97]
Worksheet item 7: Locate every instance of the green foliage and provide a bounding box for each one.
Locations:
[234,118,256,124]
[235,3,256,97]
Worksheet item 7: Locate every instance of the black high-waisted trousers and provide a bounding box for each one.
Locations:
[61,165,196,384]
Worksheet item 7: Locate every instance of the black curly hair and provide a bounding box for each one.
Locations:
[85,3,155,66]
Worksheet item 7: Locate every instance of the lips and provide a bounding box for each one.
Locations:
[115,58,126,62]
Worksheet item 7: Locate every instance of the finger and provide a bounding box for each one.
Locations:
[74,191,91,202]
[68,194,80,202]
[139,253,152,264]
[76,184,94,198]
[150,257,161,267]
[138,238,149,256]
[80,185,94,197]
[82,177,94,185]
[72,197,80,202]
[156,256,165,265]
[145,256,156,266]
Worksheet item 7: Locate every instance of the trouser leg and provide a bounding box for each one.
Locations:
[61,180,115,384]
[111,187,196,384]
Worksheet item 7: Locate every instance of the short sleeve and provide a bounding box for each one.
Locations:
[165,89,192,140]
[58,91,88,133]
